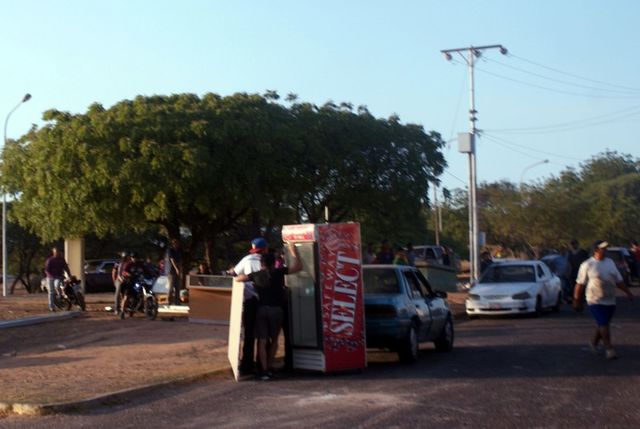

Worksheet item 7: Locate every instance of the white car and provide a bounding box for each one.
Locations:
[465,260,562,317]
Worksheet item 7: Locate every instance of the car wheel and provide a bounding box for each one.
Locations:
[434,316,454,352]
[534,296,542,317]
[64,297,72,311]
[552,292,561,313]
[398,323,419,363]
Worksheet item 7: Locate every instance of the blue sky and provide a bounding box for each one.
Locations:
[2,0,639,194]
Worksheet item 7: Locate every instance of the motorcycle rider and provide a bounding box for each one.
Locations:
[120,252,151,311]
[44,247,72,311]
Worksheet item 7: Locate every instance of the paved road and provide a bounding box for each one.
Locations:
[2,296,639,428]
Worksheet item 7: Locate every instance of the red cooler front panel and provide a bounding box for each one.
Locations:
[317,223,366,372]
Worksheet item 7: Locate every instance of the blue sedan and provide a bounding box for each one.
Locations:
[363,264,454,362]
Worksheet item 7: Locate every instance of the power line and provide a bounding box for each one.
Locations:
[447,67,467,147]
[476,67,640,99]
[483,57,640,95]
[484,104,640,134]
[482,133,584,161]
[442,168,468,186]
[481,134,549,161]
[510,54,640,93]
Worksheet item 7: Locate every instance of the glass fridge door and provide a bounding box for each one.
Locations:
[286,242,318,348]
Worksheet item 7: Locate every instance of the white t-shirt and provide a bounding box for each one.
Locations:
[576,256,622,305]
[233,253,262,276]
[233,253,263,301]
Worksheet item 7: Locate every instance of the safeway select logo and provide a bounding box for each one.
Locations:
[329,251,361,336]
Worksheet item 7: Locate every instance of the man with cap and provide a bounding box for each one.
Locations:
[230,237,268,375]
[573,240,634,360]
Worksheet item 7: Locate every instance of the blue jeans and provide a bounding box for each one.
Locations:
[47,277,63,310]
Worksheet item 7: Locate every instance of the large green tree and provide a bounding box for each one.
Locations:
[2,92,446,270]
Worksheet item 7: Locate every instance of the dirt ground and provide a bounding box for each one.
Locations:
[0,288,468,407]
[0,290,229,405]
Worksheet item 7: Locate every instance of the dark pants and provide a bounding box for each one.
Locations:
[168,272,180,305]
[240,297,258,373]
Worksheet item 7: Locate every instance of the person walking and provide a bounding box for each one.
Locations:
[568,239,588,284]
[44,247,72,311]
[167,238,182,305]
[573,240,634,360]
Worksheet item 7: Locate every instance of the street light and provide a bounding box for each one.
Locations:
[3,93,31,297]
[519,159,549,191]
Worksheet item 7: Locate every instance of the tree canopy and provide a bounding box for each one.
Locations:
[1,92,446,269]
[438,151,640,258]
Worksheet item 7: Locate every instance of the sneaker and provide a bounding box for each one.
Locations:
[605,349,618,360]
[258,372,272,381]
[588,341,603,355]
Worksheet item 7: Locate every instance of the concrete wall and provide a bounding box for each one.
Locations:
[64,238,85,292]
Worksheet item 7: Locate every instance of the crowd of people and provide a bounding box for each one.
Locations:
[363,240,454,267]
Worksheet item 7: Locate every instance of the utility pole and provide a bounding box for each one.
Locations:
[441,44,507,284]
[433,184,440,246]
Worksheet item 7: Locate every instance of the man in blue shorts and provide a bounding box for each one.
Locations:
[573,240,634,360]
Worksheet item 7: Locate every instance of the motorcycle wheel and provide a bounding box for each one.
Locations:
[76,292,86,311]
[53,292,66,310]
[145,296,158,320]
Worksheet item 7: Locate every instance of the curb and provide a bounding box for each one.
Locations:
[0,311,82,330]
[2,365,232,416]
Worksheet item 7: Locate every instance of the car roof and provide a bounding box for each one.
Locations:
[363,264,416,270]
[489,259,540,266]
[541,254,561,259]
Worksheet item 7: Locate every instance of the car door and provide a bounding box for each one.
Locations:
[401,269,432,341]
[414,269,448,338]
[542,262,561,305]
[536,262,553,306]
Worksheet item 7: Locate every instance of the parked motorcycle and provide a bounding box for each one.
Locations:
[54,276,86,311]
[120,273,158,320]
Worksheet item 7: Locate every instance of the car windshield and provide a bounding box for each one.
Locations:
[363,268,400,294]
[481,265,535,283]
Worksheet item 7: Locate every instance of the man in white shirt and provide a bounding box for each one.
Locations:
[574,240,633,360]
[231,237,268,375]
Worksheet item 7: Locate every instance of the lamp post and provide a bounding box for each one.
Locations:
[519,159,549,191]
[3,93,31,297]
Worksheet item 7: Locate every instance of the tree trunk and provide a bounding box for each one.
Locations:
[204,236,217,273]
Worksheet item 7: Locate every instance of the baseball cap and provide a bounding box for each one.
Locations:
[593,240,609,250]
[251,237,268,249]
